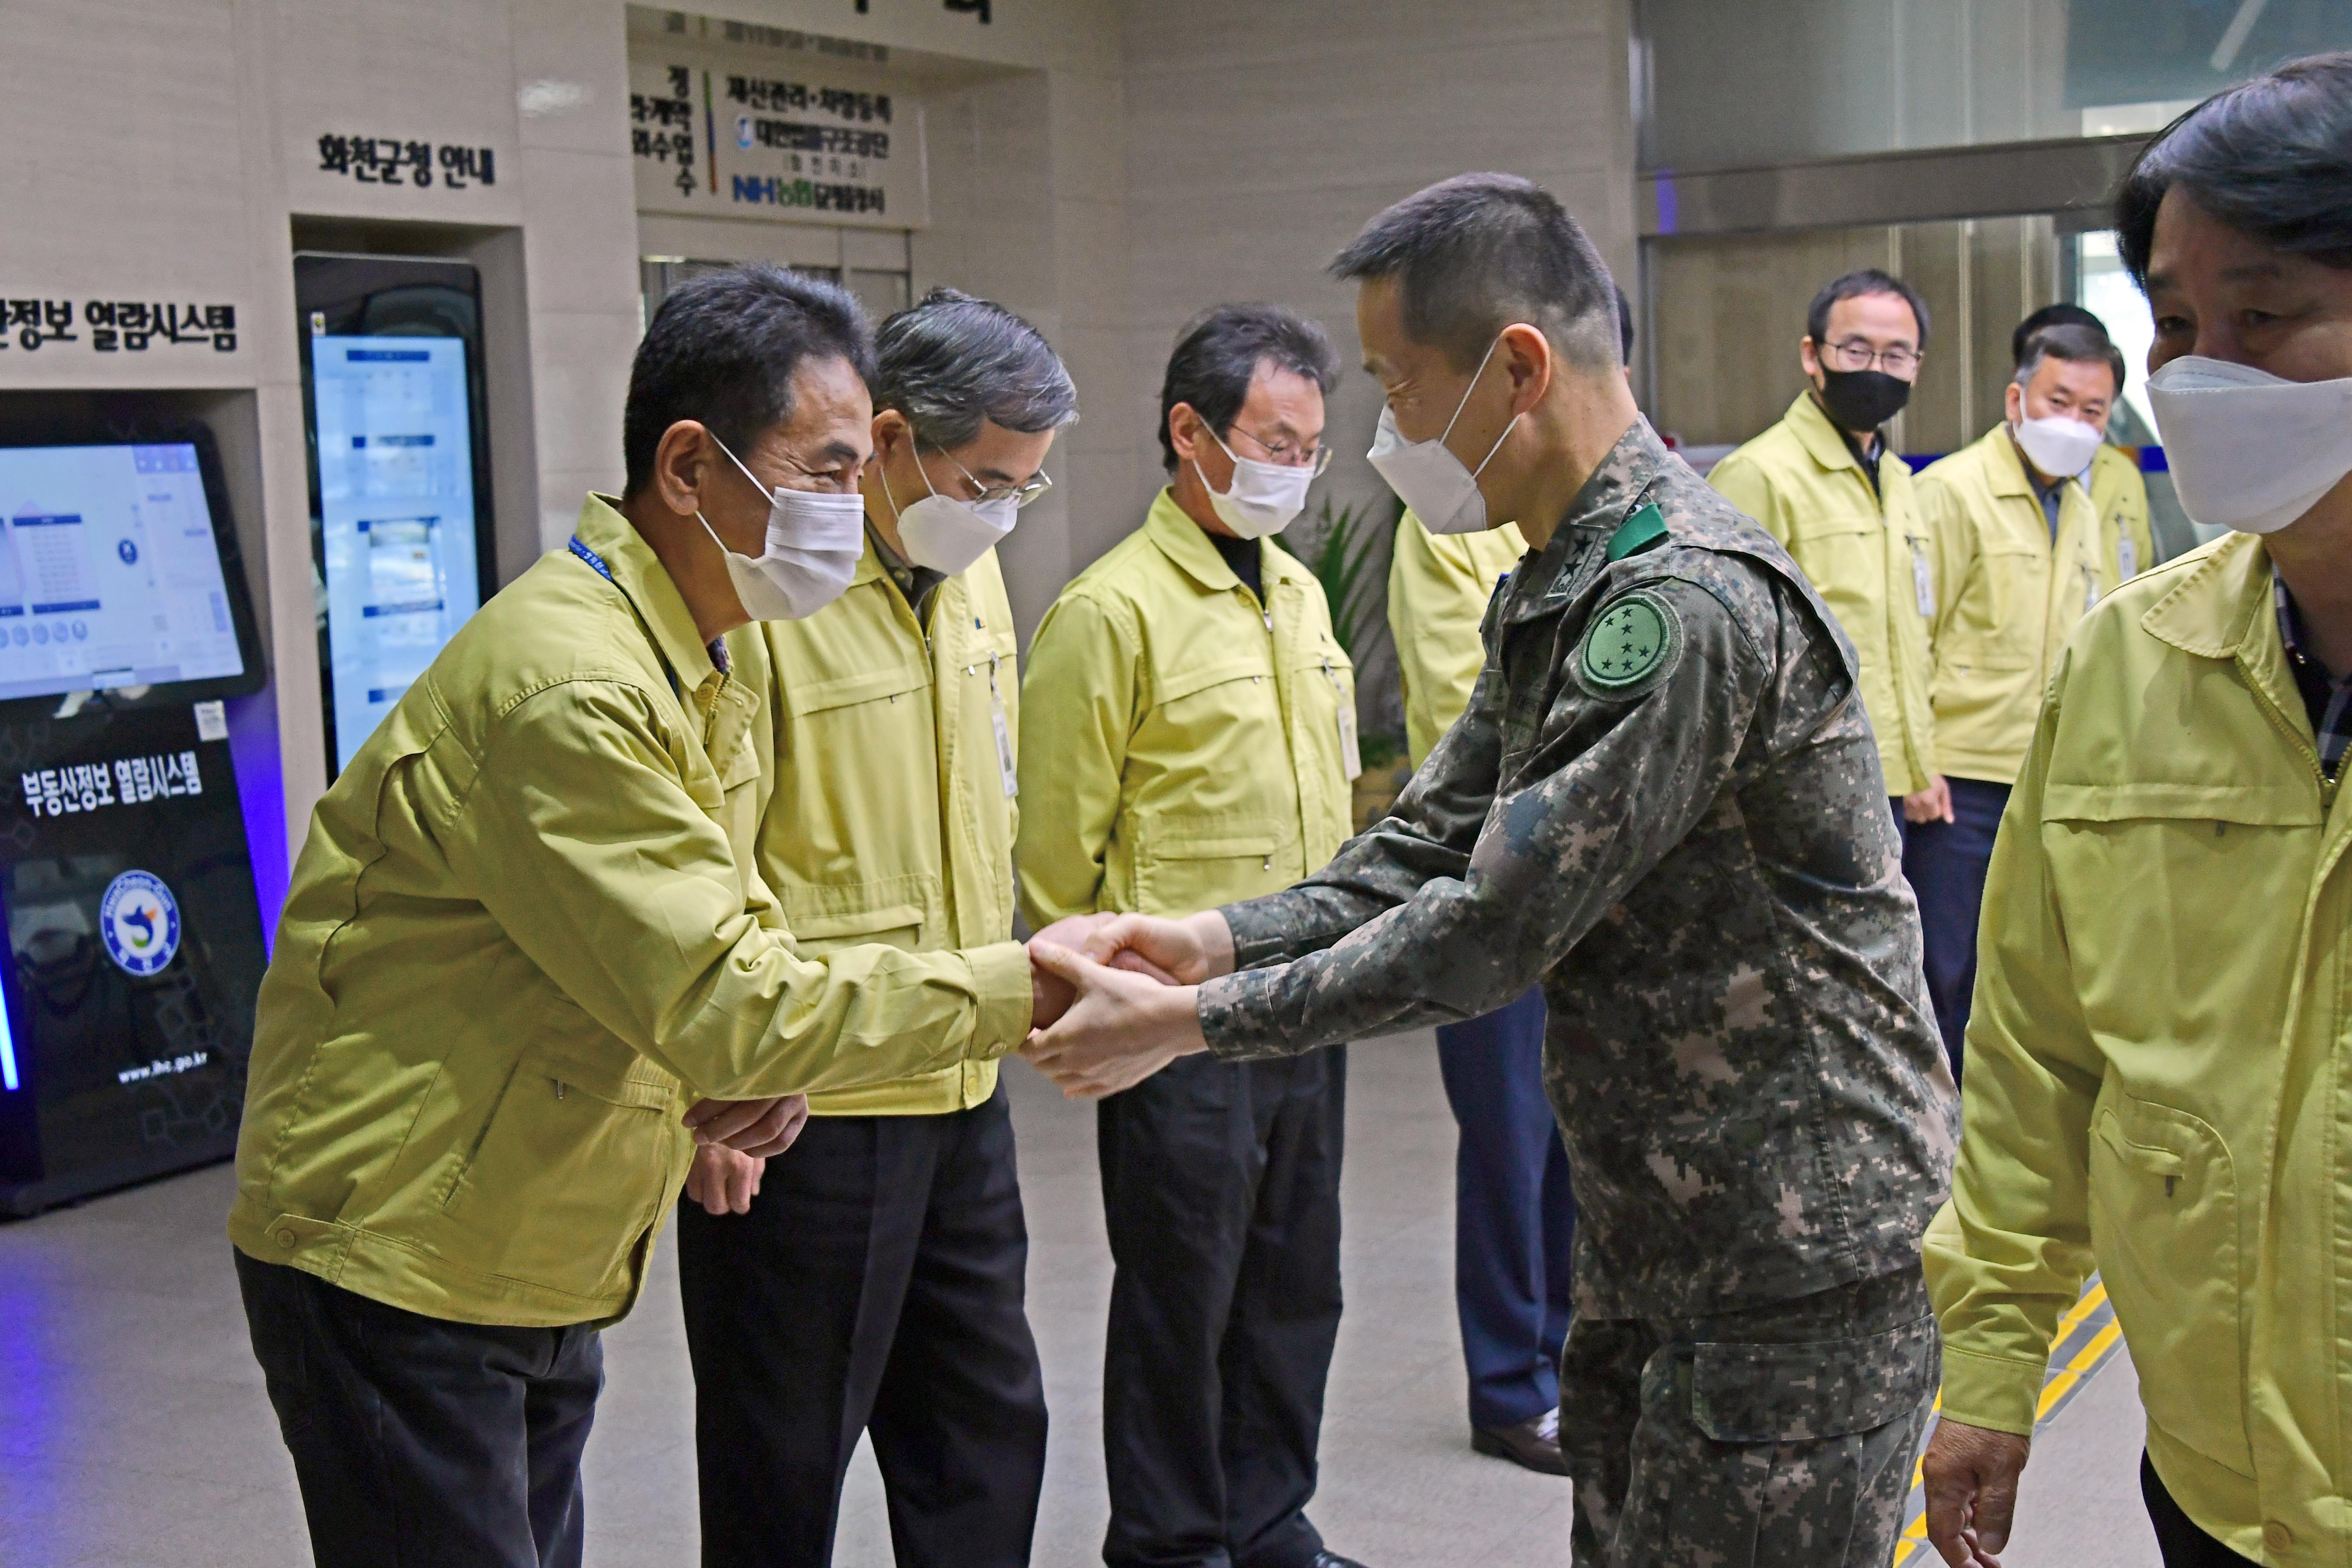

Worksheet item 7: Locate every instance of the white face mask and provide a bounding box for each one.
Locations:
[700,436,866,619]
[2147,355,2352,535]
[1365,336,1518,534]
[1192,423,1315,539]
[2011,410,2104,482]
[882,446,1021,575]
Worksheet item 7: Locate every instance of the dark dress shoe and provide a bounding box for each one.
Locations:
[1471,1405,1571,1476]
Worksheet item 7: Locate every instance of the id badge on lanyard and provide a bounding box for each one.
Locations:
[1326,659,1362,781]
[986,655,1018,798]
[1906,535,1935,620]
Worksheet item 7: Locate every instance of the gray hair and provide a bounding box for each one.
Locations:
[2013,321,2123,395]
[872,287,1076,450]
[1331,173,1620,373]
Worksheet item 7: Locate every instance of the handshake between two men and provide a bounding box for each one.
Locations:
[1021,909,1238,1099]
[686,908,1232,1219]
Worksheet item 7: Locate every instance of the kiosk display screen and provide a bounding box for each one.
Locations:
[297,253,494,775]
[0,443,247,702]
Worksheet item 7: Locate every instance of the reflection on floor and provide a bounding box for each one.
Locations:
[0,1031,2157,1566]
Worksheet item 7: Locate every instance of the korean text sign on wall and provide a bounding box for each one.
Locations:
[627,52,927,229]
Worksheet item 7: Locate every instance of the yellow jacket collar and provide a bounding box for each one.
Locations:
[1787,390,1867,475]
[2141,532,2276,662]
[1144,487,1286,595]
[578,494,722,690]
[850,526,893,589]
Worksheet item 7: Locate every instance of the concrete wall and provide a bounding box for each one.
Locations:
[0,0,1639,921]
[1113,0,1637,728]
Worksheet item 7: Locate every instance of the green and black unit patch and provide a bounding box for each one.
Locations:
[1576,588,1681,699]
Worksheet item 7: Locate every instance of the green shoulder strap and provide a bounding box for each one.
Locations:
[1606,502,1669,562]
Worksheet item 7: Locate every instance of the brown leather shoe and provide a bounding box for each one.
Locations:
[1470,1405,1571,1476]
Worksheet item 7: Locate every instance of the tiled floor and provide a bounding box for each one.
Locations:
[1,1033,2155,1566]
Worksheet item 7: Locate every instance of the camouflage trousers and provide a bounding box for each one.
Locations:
[1560,1267,1938,1568]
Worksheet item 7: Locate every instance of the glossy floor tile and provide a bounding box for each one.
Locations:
[0,1034,2152,1566]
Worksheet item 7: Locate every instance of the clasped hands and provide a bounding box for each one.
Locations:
[681,1093,808,1217]
[1021,910,1234,1099]
[681,909,1236,1216]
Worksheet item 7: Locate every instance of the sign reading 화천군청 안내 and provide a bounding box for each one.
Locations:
[628,50,926,229]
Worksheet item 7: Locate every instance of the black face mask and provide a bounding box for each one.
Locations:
[1815,368,1913,433]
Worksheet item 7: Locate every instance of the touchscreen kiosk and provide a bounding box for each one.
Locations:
[295,253,495,775]
[0,422,270,1214]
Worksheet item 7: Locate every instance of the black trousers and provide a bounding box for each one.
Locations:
[1097,1046,1347,1568]
[234,1248,603,1568]
[2143,1453,2264,1567]
[675,1083,1047,1568]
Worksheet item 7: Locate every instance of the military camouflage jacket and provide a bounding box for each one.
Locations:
[1200,419,1958,1319]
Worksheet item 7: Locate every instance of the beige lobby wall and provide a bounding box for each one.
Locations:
[669,0,1128,642]
[0,0,647,858]
[1647,215,2059,456]
[1113,0,1636,730]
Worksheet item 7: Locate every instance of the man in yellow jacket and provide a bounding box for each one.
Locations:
[2011,302,2159,585]
[1018,304,1368,1568]
[1923,55,2352,1567]
[229,268,1044,1567]
[1709,268,1944,827]
[1389,506,1574,1475]
[677,289,1075,1568]
[1908,321,2143,1081]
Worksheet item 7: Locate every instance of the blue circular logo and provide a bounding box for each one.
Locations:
[117,539,138,564]
[100,871,180,977]
[735,114,754,150]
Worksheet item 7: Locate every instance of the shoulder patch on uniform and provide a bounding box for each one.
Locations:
[1605,503,1669,562]
[1577,589,1680,697]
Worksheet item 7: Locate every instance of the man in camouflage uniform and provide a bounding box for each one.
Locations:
[1023,174,1960,1567]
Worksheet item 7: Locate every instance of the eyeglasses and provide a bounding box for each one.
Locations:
[933,447,1055,509]
[1223,422,1335,476]
[1820,339,1922,377]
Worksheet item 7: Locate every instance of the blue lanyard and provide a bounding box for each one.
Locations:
[567,534,729,694]
[568,536,614,582]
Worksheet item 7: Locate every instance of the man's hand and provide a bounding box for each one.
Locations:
[1030,913,1183,1026]
[1922,1418,2031,1567]
[1078,910,1236,985]
[1904,775,1955,825]
[681,1094,809,1158]
[684,1144,765,1215]
[1020,941,1207,1099]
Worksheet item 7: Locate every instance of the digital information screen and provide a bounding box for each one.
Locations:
[311,335,484,771]
[0,444,246,704]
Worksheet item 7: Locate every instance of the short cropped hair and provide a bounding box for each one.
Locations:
[2118,51,2352,287]
[2010,302,2106,368]
[622,265,874,498]
[1156,304,1339,473]
[875,287,1077,449]
[1806,268,1932,351]
[1614,283,1635,363]
[1331,173,1621,373]
[2013,321,2125,397]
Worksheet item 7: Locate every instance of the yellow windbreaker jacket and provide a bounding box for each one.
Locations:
[230,497,1031,1327]
[1710,392,1938,796]
[1915,425,2132,786]
[1925,532,2352,1564]
[736,536,1022,1116]
[1387,508,1527,764]
[1016,489,1355,926]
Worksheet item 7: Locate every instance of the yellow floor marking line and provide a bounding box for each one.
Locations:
[1889,1277,2124,1568]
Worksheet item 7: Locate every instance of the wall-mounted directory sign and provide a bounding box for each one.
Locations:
[628,44,926,228]
[294,253,494,776]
